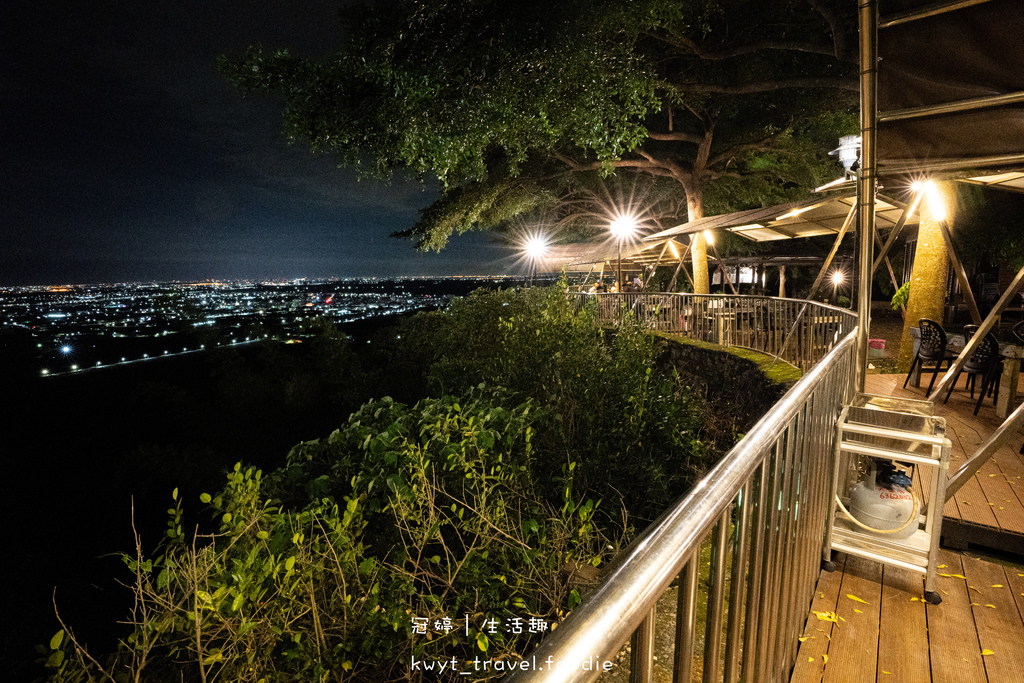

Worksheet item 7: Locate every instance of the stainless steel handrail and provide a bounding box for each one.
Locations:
[576,292,856,369]
[509,329,857,683]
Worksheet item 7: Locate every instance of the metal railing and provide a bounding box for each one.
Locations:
[576,293,856,369]
[510,305,858,683]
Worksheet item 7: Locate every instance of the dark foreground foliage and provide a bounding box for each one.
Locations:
[41,287,741,681]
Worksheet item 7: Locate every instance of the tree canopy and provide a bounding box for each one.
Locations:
[221,0,859,289]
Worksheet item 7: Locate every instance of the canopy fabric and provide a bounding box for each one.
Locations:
[643,193,915,243]
[876,0,1024,176]
[540,238,688,270]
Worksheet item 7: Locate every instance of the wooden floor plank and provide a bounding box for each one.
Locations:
[926,550,988,683]
[822,555,882,683]
[1007,567,1024,627]
[977,456,1024,534]
[791,555,846,683]
[961,555,1024,683]
[877,566,930,683]
[949,475,1002,528]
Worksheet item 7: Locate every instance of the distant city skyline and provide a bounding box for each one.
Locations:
[1,0,514,287]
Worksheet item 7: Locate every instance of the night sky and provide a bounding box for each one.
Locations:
[1,0,510,286]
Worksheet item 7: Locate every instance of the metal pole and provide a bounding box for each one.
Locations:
[855,0,878,393]
[618,241,623,293]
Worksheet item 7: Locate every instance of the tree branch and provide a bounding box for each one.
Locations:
[674,76,858,94]
[647,131,703,144]
[707,122,795,168]
[663,30,838,59]
[807,0,856,62]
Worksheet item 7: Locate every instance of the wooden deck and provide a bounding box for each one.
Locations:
[864,373,1024,550]
[789,374,1024,683]
[790,549,1024,683]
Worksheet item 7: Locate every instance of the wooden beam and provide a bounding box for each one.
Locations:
[872,222,906,320]
[809,203,857,299]
[935,218,982,325]
[872,189,921,276]
[929,264,1024,401]
[708,240,738,294]
[643,241,671,289]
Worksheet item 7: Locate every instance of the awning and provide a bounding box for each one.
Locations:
[541,237,689,270]
[644,193,916,243]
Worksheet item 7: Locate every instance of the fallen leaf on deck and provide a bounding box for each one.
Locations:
[822,654,828,664]
[853,608,862,613]
[981,649,994,656]
[969,585,981,592]
[939,573,967,579]
[985,604,996,609]
[992,584,1003,588]
[798,636,810,642]
[938,564,947,568]
[846,594,870,604]
[962,501,971,505]
[813,611,839,623]
[910,597,922,602]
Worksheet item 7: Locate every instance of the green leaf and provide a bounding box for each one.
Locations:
[49,629,64,650]
[172,487,178,501]
[256,530,269,540]
[232,592,245,612]
[45,650,64,668]
[285,556,296,571]
[199,492,212,504]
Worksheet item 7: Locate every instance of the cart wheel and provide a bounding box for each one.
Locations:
[924,591,942,605]
[821,559,836,572]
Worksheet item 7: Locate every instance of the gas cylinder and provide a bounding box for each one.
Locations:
[848,460,917,539]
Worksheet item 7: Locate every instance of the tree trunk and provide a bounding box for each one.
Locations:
[687,186,710,294]
[897,181,955,371]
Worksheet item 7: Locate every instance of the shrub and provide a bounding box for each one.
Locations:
[45,388,622,682]
[372,285,718,519]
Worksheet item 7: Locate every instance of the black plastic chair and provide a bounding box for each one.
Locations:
[943,333,1002,415]
[904,319,955,394]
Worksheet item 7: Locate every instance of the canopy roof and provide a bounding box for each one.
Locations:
[644,193,915,243]
[541,237,688,271]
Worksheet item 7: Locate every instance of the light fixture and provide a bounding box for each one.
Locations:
[923,180,946,222]
[609,213,638,292]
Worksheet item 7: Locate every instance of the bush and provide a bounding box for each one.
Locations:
[372,285,719,519]
[44,388,623,682]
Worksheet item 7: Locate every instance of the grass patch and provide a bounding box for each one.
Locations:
[657,332,803,389]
